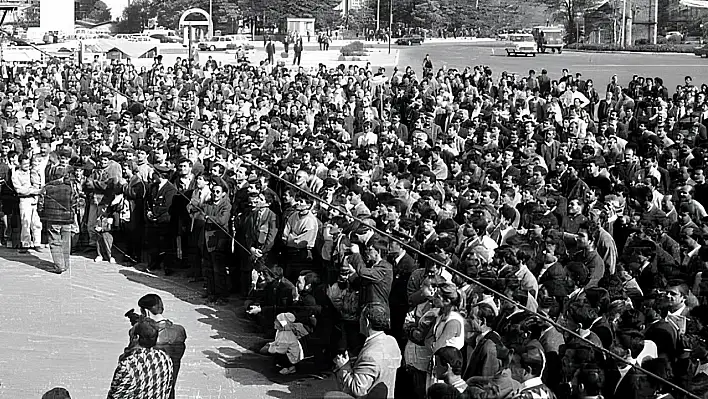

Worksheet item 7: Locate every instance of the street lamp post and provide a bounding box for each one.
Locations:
[388,0,392,54]
[576,12,582,49]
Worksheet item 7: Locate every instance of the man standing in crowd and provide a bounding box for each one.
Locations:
[41,153,75,273]
[138,294,186,399]
[326,303,401,398]
[12,154,41,252]
[108,318,173,399]
[144,165,176,274]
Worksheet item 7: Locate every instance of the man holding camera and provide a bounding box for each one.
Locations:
[137,294,186,399]
[109,318,174,399]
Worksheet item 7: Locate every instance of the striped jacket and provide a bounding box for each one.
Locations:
[107,347,173,399]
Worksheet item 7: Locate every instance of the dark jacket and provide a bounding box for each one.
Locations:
[41,176,75,224]
[348,253,393,310]
[154,319,186,399]
[146,181,177,225]
[463,330,502,380]
[204,196,232,252]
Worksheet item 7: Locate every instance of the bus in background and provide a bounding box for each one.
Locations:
[532,26,565,53]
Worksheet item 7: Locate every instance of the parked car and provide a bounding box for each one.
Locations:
[198,36,236,51]
[225,34,255,50]
[150,34,182,44]
[505,33,536,57]
[396,35,424,45]
[694,44,708,57]
[666,31,683,40]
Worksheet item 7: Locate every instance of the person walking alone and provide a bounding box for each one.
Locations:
[293,34,303,66]
[41,150,76,274]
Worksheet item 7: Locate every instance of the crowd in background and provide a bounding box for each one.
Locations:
[3,42,708,399]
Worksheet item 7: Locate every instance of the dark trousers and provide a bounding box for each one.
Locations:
[48,224,72,271]
[145,224,174,270]
[204,249,229,298]
[189,219,206,277]
[333,319,364,356]
[280,248,317,283]
[293,51,302,65]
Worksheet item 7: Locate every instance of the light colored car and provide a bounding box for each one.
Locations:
[198,36,236,51]
[666,31,683,40]
[225,34,255,50]
[505,33,536,57]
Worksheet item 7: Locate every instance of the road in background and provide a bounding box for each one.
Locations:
[395,42,708,91]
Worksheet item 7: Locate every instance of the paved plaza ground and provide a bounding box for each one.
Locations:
[395,41,708,91]
[0,248,335,398]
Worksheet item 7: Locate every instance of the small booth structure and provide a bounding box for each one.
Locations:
[105,42,159,62]
[286,18,315,36]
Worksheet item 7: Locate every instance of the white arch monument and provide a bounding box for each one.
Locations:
[179,8,213,44]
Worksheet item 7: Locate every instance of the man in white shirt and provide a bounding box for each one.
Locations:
[12,155,41,252]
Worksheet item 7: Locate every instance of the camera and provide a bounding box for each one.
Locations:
[124,309,141,326]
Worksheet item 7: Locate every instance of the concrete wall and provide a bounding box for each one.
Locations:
[40,0,75,34]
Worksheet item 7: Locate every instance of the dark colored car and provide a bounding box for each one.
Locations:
[396,35,424,45]
[150,34,182,44]
[695,44,708,57]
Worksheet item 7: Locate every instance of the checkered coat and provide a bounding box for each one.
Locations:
[107,347,174,399]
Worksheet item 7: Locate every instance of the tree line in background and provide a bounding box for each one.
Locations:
[346,0,550,36]
[75,0,112,22]
[115,0,556,35]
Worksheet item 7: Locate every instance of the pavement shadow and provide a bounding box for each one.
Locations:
[205,347,330,392]
[0,250,61,273]
[118,268,335,394]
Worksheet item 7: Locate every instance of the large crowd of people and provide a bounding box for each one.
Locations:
[7,40,708,399]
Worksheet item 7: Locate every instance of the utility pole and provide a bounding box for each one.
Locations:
[209,0,213,38]
[388,0,392,53]
[621,0,627,47]
[652,0,658,44]
[376,0,381,32]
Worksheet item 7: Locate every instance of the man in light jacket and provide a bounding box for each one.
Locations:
[326,303,402,398]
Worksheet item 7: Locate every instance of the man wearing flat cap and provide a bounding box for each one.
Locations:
[144,164,177,275]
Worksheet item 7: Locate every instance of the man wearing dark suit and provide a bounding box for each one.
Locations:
[265,38,276,64]
[597,92,616,123]
[388,238,417,349]
[537,69,551,95]
[145,165,177,274]
[645,305,678,359]
[329,304,402,399]
[615,145,641,185]
[293,35,304,66]
[240,192,279,295]
[348,237,394,310]
[391,113,409,143]
[463,303,501,380]
[202,178,233,304]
